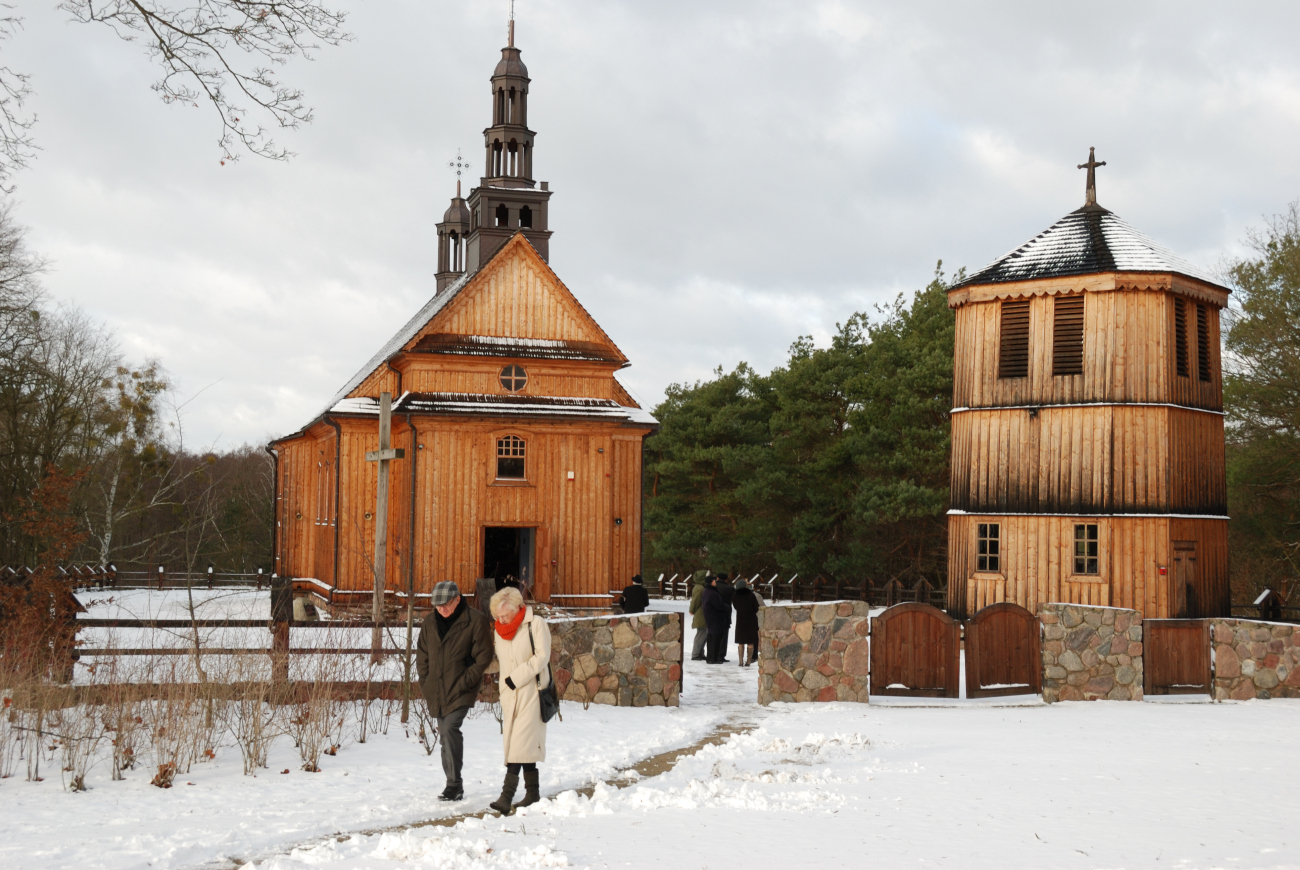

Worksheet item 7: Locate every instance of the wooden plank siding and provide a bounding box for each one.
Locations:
[946,268,1228,620]
[272,235,654,604]
[953,288,1222,411]
[277,416,649,601]
[951,405,1225,514]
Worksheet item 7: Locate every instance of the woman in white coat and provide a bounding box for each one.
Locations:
[488,586,551,814]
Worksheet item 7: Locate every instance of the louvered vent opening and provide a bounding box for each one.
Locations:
[998,299,1030,379]
[1051,296,1084,376]
[1196,303,1211,382]
[1174,298,1189,378]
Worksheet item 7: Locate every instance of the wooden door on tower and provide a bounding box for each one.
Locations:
[1171,541,1197,618]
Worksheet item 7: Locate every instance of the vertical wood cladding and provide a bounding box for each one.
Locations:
[947,272,1229,620]
[948,514,1229,619]
[950,405,1225,514]
[279,418,650,601]
[953,288,1222,411]
[274,238,653,603]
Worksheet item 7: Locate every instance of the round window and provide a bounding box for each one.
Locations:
[500,364,527,392]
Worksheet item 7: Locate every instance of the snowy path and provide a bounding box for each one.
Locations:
[249,697,1300,870]
[6,595,1300,869]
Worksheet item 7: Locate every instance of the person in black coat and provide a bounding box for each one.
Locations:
[619,574,649,614]
[731,578,761,667]
[702,575,731,664]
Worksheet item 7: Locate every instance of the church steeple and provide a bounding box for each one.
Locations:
[464,17,553,272]
[435,179,471,293]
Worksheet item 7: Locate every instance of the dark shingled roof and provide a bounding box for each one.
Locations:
[956,204,1222,289]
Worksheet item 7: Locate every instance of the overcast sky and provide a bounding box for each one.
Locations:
[7,1,1300,449]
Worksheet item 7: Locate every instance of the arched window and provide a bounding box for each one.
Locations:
[519,205,532,228]
[492,140,503,176]
[496,88,505,124]
[496,435,525,479]
[495,203,510,227]
[499,364,527,392]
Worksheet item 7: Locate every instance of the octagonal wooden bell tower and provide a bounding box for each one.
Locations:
[946,151,1230,620]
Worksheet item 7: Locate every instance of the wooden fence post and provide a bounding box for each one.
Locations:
[270,575,292,685]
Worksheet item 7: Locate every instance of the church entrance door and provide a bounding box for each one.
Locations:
[483,526,537,594]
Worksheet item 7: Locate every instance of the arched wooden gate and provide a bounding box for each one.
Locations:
[869,603,960,698]
[963,602,1041,698]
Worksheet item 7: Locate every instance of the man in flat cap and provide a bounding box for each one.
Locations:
[416,580,493,802]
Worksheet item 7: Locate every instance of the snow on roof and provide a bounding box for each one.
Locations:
[412,333,625,363]
[329,392,658,426]
[321,272,473,416]
[956,205,1223,289]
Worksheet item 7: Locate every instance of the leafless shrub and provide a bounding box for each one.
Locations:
[224,650,277,776]
[54,702,105,791]
[143,661,202,788]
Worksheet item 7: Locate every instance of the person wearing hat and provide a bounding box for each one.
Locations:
[416,580,493,802]
[619,574,650,614]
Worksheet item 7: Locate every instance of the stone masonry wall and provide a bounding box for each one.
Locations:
[549,612,682,707]
[1039,604,1143,703]
[757,601,871,705]
[1211,619,1300,701]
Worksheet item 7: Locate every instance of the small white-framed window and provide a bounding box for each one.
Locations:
[496,435,525,479]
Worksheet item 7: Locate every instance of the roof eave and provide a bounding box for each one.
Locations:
[948,269,1231,309]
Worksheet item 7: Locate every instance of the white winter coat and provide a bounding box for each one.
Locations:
[493,607,551,763]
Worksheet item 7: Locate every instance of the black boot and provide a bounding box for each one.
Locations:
[489,771,518,815]
[515,768,541,808]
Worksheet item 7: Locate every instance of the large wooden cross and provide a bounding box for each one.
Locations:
[1077,146,1106,206]
[365,391,405,662]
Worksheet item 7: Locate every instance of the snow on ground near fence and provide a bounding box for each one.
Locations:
[253,696,1300,870]
[10,592,1297,869]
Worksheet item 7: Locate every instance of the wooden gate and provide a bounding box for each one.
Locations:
[869,603,960,698]
[963,602,1041,698]
[1143,619,1211,696]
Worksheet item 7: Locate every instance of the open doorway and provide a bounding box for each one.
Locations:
[484,527,536,594]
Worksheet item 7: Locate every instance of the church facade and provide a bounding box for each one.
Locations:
[946,154,1230,620]
[270,22,656,608]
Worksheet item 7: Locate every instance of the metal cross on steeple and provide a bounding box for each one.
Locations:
[448,148,468,179]
[1077,147,1106,207]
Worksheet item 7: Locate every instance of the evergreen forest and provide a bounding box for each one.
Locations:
[643,204,1300,607]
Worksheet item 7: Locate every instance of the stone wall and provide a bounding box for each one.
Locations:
[1039,604,1143,702]
[757,601,871,705]
[549,612,682,707]
[1210,619,1300,701]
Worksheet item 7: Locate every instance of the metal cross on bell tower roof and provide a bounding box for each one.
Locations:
[1078,146,1107,207]
[447,148,468,196]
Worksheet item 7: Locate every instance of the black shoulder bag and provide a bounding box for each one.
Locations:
[527,620,562,723]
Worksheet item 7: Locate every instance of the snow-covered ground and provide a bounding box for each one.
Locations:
[2,592,1297,869]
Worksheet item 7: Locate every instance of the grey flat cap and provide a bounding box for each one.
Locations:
[430,581,461,606]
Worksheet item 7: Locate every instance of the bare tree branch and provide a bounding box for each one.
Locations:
[59,0,351,162]
[0,8,36,191]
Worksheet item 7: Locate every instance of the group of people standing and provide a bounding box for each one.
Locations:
[414,580,551,816]
[689,570,763,666]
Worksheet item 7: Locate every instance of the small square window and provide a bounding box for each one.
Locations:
[496,435,525,479]
[977,522,1000,572]
[1073,523,1099,575]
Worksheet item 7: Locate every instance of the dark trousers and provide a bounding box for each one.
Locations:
[706,632,726,663]
[437,704,471,789]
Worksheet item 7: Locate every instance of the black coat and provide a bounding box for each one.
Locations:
[620,583,649,614]
[717,582,735,626]
[703,585,730,635]
[415,603,494,717]
[732,587,760,645]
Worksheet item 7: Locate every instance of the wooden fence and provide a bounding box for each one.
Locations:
[1,564,277,591]
[654,572,947,608]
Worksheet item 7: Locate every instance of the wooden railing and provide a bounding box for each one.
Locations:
[652,571,947,609]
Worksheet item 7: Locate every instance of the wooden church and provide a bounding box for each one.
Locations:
[946,151,1229,620]
[269,21,657,608]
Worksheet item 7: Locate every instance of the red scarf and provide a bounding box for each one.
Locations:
[494,607,526,640]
